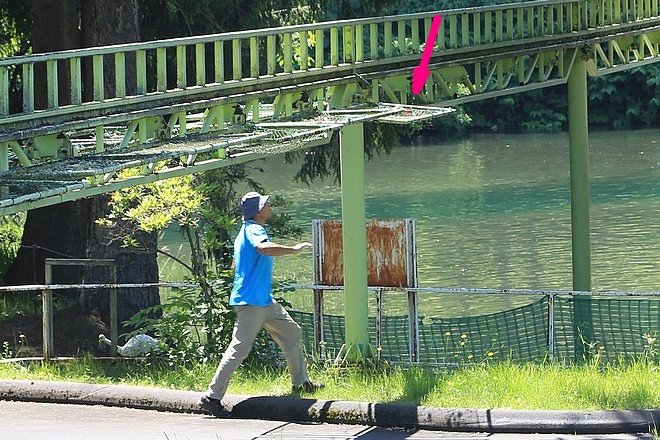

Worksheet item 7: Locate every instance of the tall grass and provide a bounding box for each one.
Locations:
[1,358,658,410]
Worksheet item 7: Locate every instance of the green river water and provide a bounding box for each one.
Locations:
[161,128,659,316]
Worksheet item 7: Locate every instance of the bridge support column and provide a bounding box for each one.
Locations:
[568,56,593,359]
[568,57,591,291]
[338,122,371,361]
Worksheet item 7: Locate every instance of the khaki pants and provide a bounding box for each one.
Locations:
[206,301,310,400]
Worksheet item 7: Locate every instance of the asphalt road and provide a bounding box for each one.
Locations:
[0,401,654,440]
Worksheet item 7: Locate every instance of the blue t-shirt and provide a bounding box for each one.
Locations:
[229,221,273,306]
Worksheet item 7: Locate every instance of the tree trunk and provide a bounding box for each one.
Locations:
[5,0,88,286]
[5,0,159,344]
[30,0,80,109]
[81,0,140,99]
[3,200,92,285]
[79,0,158,335]
[82,195,160,331]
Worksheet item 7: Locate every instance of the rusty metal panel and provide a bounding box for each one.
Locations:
[315,219,415,288]
[318,220,344,286]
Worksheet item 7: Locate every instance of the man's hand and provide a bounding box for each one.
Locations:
[292,242,313,252]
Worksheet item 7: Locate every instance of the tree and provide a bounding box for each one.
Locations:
[3,0,159,339]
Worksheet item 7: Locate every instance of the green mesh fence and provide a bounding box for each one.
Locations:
[554,296,660,363]
[418,297,549,364]
[288,312,410,361]
[290,295,659,365]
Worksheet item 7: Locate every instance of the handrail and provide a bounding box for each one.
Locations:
[288,283,660,296]
[0,282,197,292]
[0,0,609,66]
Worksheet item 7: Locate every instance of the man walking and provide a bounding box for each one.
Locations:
[199,191,323,417]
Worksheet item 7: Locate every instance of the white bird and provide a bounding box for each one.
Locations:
[98,333,160,357]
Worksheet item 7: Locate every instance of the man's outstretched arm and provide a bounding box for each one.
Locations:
[257,241,312,256]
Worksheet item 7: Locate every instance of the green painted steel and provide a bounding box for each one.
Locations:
[339,122,371,357]
[0,5,655,193]
[1,0,658,131]
[0,6,657,225]
[568,57,595,359]
[568,58,592,293]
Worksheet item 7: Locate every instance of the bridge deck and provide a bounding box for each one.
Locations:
[0,105,453,213]
[0,0,658,214]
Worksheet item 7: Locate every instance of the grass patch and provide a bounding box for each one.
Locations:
[1,358,658,410]
[427,359,659,410]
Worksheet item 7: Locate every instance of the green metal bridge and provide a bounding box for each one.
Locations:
[0,0,658,356]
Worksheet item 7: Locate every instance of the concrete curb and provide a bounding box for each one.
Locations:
[0,380,657,434]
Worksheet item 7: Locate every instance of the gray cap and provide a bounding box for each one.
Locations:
[240,192,270,219]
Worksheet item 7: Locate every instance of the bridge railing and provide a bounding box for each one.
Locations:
[0,0,658,130]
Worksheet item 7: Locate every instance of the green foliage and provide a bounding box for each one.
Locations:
[0,213,31,320]
[434,330,500,366]
[102,167,228,363]
[430,358,659,410]
[0,332,30,359]
[461,65,658,133]
[102,168,218,356]
[285,123,401,184]
[123,270,296,367]
[588,65,660,129]
[0,213,23,280]
[383,0,515,16]
[316,0,403,20]
[0,1,36,113]
[3,0,658,135]
[463,88,567,132]
[264,195,305,239]
[123,270,235,366]
[103,171,204,237]
[641,332,658,362]
[0,0,31,57]
[421,107,472,138]
[140,0,319,38]
[194,165,265,267]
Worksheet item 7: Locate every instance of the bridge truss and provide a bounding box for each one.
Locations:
[0,0,658,214]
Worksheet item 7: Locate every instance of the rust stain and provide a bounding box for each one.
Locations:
[319,219,410,287]
[319,221,344,287]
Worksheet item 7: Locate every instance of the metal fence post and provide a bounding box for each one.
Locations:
[407,289,419,363]
[42,262,54,360]
[548,292,556,362]
[42,258,116,359]
[375,288,383,351]
[313,289,324,360]
[109,263,118,357]
[406,219,419,363]
[311,220,325,359]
